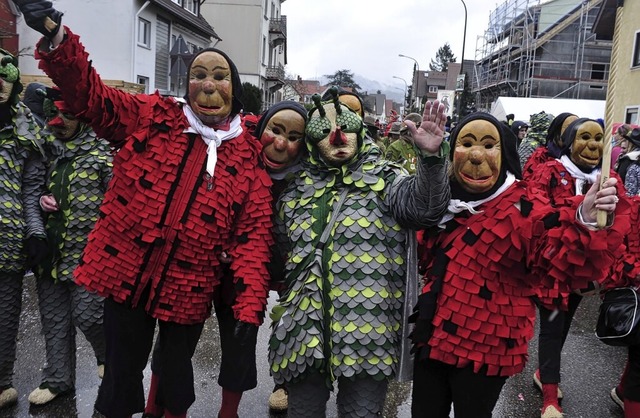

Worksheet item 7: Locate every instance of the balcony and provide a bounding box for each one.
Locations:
[269,16,287,47]
[266,64,285,91]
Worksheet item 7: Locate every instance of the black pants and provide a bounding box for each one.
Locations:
[213,276,257,392]
[537,293,582,383]
[411,357,507,418]
[95,297,203,417]
[625,345,640,402]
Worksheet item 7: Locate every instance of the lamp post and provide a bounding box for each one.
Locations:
[456,0,468,121]
[398,54,420,111]
[392,76,408,113]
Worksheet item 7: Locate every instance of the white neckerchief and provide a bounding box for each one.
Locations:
[438,172,517,227]
[183,105,243,176]
[558,155,600,196]
[624,150,640,162]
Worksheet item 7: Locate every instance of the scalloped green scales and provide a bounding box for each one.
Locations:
[42,134,112,283]
[269,161,408,386]
[0,105,43,272]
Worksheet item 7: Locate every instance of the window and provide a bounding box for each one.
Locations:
[633,31,640,68]
[154,17,171,92]
[138,18,151,48]
[184,0,197,15]
[262,36,266,64]
[137,76,149,94]
[428,86,438,94]
[626,107,639,125]
[591,63,605,80]
[171,0,182,5]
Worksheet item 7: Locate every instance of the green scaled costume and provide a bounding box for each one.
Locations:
[39,127,113,282]
[0,103,46,272]
[31,119,112,396]
[268,95,450,391]
[0,48,47,402]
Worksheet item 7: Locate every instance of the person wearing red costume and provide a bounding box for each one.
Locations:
[410,112,624,418]
[14,2,273,418]
[522,112,578,178]
[526,118,623,418]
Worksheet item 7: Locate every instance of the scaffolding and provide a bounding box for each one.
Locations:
[473,0,610,113]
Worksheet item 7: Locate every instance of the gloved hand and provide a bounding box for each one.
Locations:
[13,0,63,39]
[233,320,258,347]
[24,236,49,268]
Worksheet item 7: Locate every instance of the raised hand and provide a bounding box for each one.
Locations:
[403,100,446,154]
[13,0,63,39]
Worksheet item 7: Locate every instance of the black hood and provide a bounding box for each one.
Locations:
[254,101,308,140]
[546,112,577,158]
[449,112,522,201]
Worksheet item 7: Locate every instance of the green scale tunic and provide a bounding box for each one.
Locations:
[0,103,46,272]
[269,140,450,386]
[40,129,113,282]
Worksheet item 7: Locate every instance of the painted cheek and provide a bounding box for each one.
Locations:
[286,142,302,160]
[260,132,275,148]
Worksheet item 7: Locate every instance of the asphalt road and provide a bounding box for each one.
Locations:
[0,275,627,418]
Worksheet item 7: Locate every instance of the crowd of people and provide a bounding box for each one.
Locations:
[1,1,640,418]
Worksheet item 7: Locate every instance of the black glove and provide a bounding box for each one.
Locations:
[232,320,258,347]
[13,0,63,39]
[24,236,49,268]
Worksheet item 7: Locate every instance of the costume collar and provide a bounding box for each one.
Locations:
[183,105,242,176]
[558,155,600,195]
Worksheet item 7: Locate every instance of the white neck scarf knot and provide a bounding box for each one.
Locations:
[183,105,243,176]
[558,155,600,196]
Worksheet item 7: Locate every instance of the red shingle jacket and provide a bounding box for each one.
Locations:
[415,181,625,377]
[36,28,273,325]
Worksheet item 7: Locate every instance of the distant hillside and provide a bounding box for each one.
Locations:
[312,74,405,103]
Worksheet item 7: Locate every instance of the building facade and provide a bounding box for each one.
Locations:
[16,0,219,96]
[200,0,287,111]
[474,0,612,111]
[594,0,640,132]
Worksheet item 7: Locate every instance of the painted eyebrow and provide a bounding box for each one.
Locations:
[191,65,228,71]
[460,133,497,141]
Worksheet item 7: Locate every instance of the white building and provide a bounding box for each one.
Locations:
[16,0,220,96]
[200,0,288,110]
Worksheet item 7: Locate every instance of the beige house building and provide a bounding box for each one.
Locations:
[200,0,288,111]
[594,0,640,133]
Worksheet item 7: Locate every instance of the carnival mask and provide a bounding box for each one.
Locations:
[188,51,233,125]
[338,94,363,118]
[452,119,502,193]
[0,52,19,105]
[307,100,361,167]
[556,115,578,148]
[260,109,306,172]
[569,120,604,169]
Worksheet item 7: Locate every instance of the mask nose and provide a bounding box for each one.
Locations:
[47,115,65,128]
[330,127,346,146]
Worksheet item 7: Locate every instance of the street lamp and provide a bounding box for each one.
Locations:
[456,0,468,120]
[398,54,420,111]
[392,76,408,112]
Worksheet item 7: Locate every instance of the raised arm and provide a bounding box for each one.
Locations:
[387,101,450,229]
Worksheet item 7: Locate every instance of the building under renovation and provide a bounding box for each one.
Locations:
[473,0,612,112]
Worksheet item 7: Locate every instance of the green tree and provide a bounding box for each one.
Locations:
[429,43,457,72]
[241,82,262,114]
[324,69,362,94]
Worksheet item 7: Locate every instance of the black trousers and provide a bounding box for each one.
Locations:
[95,297,203,417]
[537,293,582,383]
[625,345,640,402]
[411,357,507,418]
[213,276,257,392]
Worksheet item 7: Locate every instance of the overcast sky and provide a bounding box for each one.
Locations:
[281,0,493,87]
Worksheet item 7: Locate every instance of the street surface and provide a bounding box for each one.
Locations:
[0,275,627,417]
